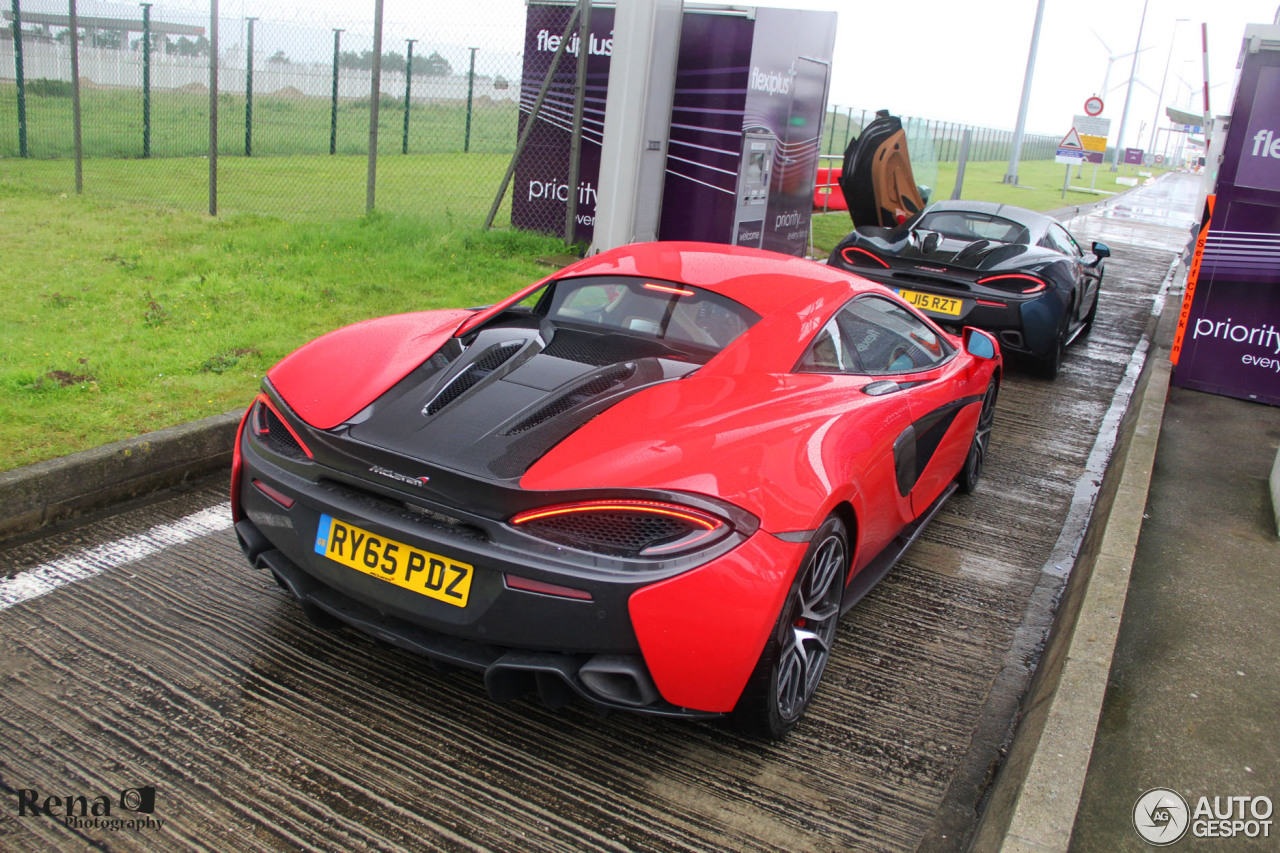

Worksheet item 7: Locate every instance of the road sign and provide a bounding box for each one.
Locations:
[1073,115,1111,137]
[1056,149,1086,164]
[1084,96,1104,116]
[1059,127,1085,150]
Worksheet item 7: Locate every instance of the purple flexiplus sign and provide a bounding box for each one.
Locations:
[1172,32,1280,406]
[512,4,836,255]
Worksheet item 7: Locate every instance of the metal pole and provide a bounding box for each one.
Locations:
[12,0,27,157]
[70,0,82,192]
[209,0,218,215]
[142,3,151,157]
[402,38,416,154]
[245,17,256,156]
[826,104,838,155]
[1004,0,1046,184]
[1198,23,1208,148]
[951,129,971,200]
[484,6,580,230]
[842,106,852,151]
[464,46,477,153]
[564,0,591,244]
[330,29,342,155]
[1111,0,1149,171]
[366,0,383,214]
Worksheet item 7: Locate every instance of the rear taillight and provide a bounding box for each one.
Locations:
[840,247,891,269]
[976,273,1047,294]
[511,500,730,558]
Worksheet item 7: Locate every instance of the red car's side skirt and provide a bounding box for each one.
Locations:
[840,481,958,617]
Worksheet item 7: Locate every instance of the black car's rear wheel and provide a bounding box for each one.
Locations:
[958,378,998,493]
[1036,298,1073,379]
[732,516,847,740]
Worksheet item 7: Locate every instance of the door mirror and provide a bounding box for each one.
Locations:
[1092,241,1111,261]
[963,327,998,360]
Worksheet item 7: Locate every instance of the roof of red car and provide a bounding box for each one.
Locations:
[561,241,867,317]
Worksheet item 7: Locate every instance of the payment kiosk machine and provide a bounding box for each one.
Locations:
[512,4,836,257]
[732,132,775,248]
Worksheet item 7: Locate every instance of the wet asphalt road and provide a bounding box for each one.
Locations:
[0,174,1200,852]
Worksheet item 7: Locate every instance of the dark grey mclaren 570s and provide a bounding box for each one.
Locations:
[829,201,1110,378]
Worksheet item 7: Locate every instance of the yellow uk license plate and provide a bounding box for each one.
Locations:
[897,288,964,317]
[314,515,473,607]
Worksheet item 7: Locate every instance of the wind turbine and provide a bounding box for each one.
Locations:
[1091,28,1154,99]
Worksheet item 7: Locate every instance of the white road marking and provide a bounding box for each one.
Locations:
[0,503,233,612]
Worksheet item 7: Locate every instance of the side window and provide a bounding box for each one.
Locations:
[798,297,951,375]
[1046,223,1082,257]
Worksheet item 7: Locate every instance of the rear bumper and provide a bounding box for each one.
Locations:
[239,518,716,718]
[235,422,806,717]
[922,293,1066,359]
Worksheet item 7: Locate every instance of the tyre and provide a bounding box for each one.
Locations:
[958,378,998,494]
[732,516,848,740]
[1035,300,1072,379]
[1079,289,1100,339]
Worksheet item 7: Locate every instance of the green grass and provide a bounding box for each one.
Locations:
[1,152,516,222]
[0,83,519,159]
[1,152,1165,472]
[0,166,562,470]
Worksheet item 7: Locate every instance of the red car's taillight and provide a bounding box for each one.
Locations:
[511,500,730,558]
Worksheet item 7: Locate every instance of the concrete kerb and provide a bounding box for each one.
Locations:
[0,409,242,544]
[972,294,1181,849]
[996,358,1171,852]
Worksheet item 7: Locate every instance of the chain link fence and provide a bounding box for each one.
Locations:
[3,0,1064,228]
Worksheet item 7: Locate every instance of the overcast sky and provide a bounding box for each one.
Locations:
[27,0,1280,149]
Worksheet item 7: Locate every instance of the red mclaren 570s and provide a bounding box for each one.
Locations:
[232,241,1002,738]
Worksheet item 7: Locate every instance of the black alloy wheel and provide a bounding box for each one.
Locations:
[732,516,848,740]
[958,377,998,494]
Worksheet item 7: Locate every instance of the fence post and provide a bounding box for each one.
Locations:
[951,129,972,200]
[142,2,151,157]
[366,0,383,214]
[70,0,82,192]
[330,29,342,155]
[402,38,415,154]
[12,0,27,157]
[209,0,218,215]
[826,104,838,155]
[245,16,256,156]
[464,47,477,153]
